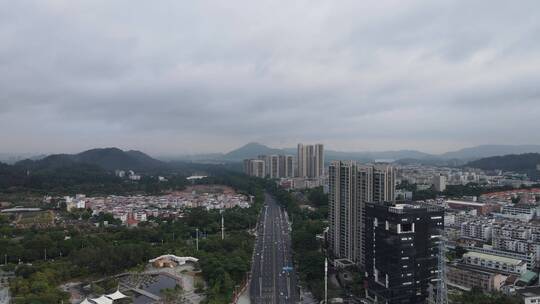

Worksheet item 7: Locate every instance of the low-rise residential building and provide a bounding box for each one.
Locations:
[517,286,540,304]
[460,219,493,242]
[447,263,507,292]
[446,200,500,215]
[491,220,540,264]
[467,245,537,270]
[463,251,527,275]
[65,185,251,226]
[495,204,537,222]
[481,188,540,205]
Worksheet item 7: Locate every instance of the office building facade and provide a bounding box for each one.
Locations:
[364,202,444,304]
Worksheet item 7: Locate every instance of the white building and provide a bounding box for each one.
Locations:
[134,212,147,222]
[517,286,540,304]
[460,220,493,241]
[432,175,447,192]
[76,200,86,209]
[495,204,537,222]
[463,251,527,275]
[468,245,537,270]
[129,174,141,181]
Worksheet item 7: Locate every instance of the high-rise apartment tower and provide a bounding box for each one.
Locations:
[328,161,396,267]
[297,143,324,178]
[243,159,266,178]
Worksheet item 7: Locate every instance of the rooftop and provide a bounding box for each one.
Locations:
[517,286,540,297]
[371,201,444,214]
[517,270,538,285]
[505,204,537,209]
[448,262,504,275]
[464,251,524,266]
[446,200,485,207]
[0,207,42,213]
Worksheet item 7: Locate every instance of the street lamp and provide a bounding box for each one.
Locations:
[196,228,199,251]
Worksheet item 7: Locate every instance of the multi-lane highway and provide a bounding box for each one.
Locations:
[250,193,298,304]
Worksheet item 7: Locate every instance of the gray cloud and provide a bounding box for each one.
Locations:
[0,0,539,155]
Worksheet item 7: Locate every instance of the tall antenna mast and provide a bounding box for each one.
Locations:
[436,234,448,304]
[196,228,199,251]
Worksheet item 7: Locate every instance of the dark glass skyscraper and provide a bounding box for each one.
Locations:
[364,202,444,304]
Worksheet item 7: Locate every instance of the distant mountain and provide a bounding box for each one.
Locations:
[166,143,540,164]
[440,145,540,160]
[394,157,467,167]
[466,153,540,171]
[223,143,285,160]
[159,153,225,162]
[466,153,540,180]
[221,142,433,163]
[0,153,46,164]
[15,148,165,171]
[325,149,433,162]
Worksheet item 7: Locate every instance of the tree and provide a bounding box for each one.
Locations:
[455,246,467,258]
[413,186,438,200]
[397,180,416,192]
[451,288,521,304]
[350,272,365,296]
[3,169,267,304]
[307,187,328,207]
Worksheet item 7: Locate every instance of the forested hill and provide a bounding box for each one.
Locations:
[466,153,540,180]
[14,148,165,171]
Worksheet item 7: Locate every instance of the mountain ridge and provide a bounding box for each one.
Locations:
[440,144,540,159]
[220,143,540,162]
[14,147,165,171]
[5,143,540,165]
[466,153,540,180]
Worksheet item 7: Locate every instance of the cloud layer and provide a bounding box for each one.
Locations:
[1,0,539,155]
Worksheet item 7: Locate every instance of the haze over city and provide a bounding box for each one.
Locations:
[3,2,540,304]
[1,1,540,155]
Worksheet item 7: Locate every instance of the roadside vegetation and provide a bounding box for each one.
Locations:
[450,287,521,304]
[0,170,264,304]
[264,183,336,300]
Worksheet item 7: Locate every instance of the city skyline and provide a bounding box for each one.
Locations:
[2,1,540,304]
[4,142,540,162]
[1,1,540,155]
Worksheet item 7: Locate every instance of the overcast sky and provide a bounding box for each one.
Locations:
[1,0,539,156]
